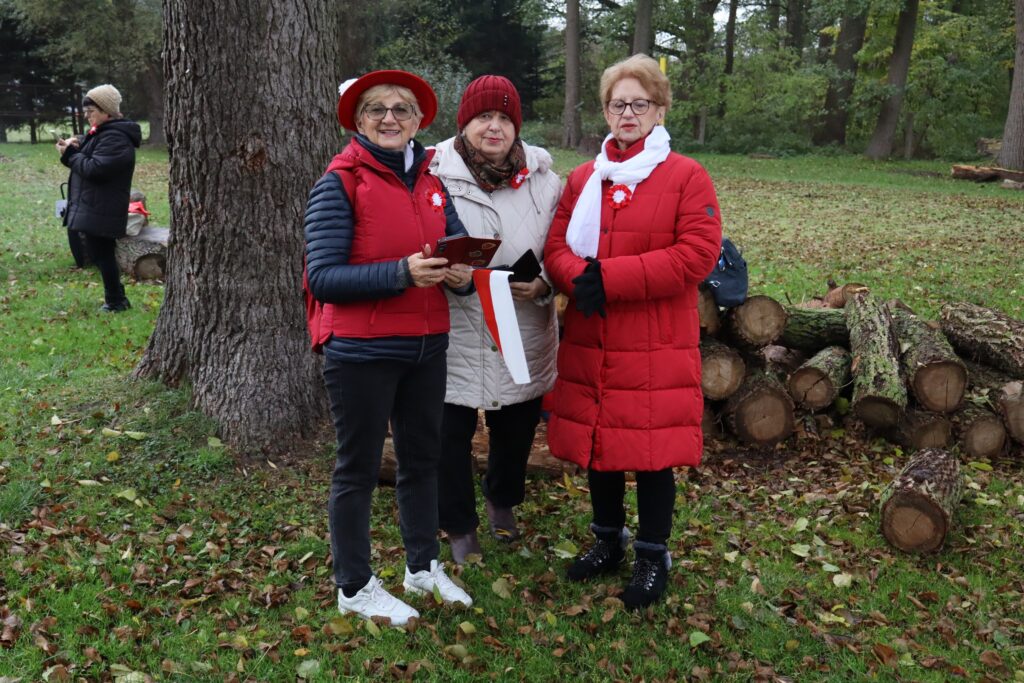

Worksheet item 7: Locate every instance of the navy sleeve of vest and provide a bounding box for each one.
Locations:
[304,172,405,303]
[442,185,467,238]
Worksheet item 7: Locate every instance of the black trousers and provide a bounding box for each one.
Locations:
[323,353,445,592]
[437,397,543,535]
[82,233,123,304]
[588,467,676,547]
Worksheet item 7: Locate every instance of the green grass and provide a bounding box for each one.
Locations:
[1,141,1023,681]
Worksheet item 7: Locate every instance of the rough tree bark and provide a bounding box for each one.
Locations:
[940,302,1024,378]
[632,0,654,55]
[846,293,906,429]
[779,306,849,353]
[787,345,851,411]
[562,0,582,149]
[996,0,1024,170]
[865,0,920,160]
[889,305,966,413]
[134,0,340,451]
[880,448,963,553]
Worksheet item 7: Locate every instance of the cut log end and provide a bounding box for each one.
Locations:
[962,417,1007,459]
[881,492,948,554]
[912,362,967,414]
[854,397,902,429]
[701,354,745,400]
[729,295,788,347]
[788,368,835,411]
[134,254,166,281]
[732,391,794,446]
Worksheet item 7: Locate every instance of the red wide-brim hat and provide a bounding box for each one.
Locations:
[336,70,438,131]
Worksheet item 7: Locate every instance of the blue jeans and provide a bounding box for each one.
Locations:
[323,353,445,592]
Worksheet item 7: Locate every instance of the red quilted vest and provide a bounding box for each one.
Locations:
[305,138,450,351]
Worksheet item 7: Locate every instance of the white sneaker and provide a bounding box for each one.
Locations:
[337,576,419,626]
[403,559,473,607]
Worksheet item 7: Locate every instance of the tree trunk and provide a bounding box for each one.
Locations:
[724,368,795,446]
[865,0,920,160]
[940,302,1024,378]
[964,361,1024,445]
[698,285,722,336]
[134,0,339,452]
[880,448,963,553]
[996,0,1024,170]
[953,404,1007,459]
[779,306,849,353]
[562,0,582,149]
[785,0,805,53]
[885,408,952,451]
[889,306,966,413]
[766,0,781,34]
[815,4,868,145]
[726,295,789,349]
[724,0,738,76]
[632,0,654,55]
[902,110,915,159]
[139,60,166,147]
[700,337,746,400]
[787,345,851,411]
[846,292,906,429]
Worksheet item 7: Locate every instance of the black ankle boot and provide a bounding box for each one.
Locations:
[566,526,629,582]
[621,543,670,610]
[101,298,131,313]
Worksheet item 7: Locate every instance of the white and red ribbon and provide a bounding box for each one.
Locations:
[472,269,530,385]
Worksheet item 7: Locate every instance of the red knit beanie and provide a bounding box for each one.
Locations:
[456,75,522,135]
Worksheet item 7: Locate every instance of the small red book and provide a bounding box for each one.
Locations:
[434,235,502,267]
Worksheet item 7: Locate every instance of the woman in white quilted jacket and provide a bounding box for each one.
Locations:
[430,75,562,563]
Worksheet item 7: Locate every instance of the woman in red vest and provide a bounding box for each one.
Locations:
[304,71,473,626]
[543,54,722,609]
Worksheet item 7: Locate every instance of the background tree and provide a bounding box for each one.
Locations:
[9,0,164,145]
[865,0,920,159]
[633,0,655,54]
[0,3,69,143]
[997,0,1024,169]
[814,0,869,146]
[134,0,342,451]
[563,0,582,147]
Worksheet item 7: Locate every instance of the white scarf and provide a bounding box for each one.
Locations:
[565,125,672,259]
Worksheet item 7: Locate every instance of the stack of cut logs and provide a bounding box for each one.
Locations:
[700,282,1023,554]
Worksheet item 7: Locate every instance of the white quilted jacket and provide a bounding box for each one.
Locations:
[431,137,562,409]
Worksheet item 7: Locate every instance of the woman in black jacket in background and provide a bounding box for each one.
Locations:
[57,84,141,312]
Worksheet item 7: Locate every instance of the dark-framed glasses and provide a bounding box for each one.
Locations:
[607,99,652,115]
[362,103,416,121]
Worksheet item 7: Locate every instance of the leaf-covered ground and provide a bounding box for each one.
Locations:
[2,143,1023,681]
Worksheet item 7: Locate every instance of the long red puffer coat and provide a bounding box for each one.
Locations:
[543,139,722,472]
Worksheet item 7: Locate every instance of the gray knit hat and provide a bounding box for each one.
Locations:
[84,84,122,116]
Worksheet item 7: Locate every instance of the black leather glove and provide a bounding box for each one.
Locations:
[571,257,606,318]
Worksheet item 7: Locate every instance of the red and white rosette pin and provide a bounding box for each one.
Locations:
[427,189,446,213]
[607,184,632,210]
[510,167,530,189]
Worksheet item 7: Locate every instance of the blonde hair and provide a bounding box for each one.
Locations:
[357,84,421,117]
[599,54,671,111]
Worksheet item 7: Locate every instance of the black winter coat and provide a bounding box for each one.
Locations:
[61,118,142,238]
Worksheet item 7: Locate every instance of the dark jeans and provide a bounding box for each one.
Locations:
[323,353,445,592]
[588,467,676,547]
[82,233,124,304]
[438,397,542,535]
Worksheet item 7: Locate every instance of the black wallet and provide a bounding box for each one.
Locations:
[493,249,542,283]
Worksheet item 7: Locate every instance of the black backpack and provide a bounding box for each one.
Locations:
[703,237,748,308]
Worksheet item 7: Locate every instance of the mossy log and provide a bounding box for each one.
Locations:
[724,368,795,446]
[964,361,1024,445]
[889,306,966,413]
[700,338,746,400]
[885,408,952,451]
[726,295,788,349]
[952,404,1007,459]
[778,306,849,354]
[880,448,963,554]
[846,292,907,429]
[697,285,721,336]
[940,302,1024,378]
[787,345,851,412]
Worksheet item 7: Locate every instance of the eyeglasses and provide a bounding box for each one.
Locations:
[607,99,652,116]
[362,103,416,121]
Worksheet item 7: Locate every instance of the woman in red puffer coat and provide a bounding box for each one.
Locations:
[543,54,721,610]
